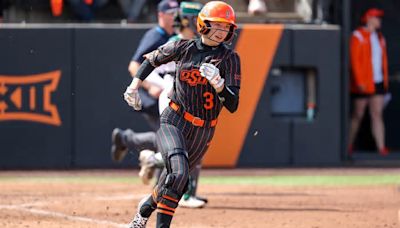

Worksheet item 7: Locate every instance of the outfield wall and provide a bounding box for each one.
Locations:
[0,24,341,169]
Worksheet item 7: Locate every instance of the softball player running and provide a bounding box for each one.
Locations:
[124,1,241,227]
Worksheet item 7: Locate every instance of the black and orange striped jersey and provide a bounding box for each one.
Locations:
[146,38,241,121]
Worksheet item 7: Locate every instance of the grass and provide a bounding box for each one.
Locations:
[1,175,400,186]
[201,175,400,186]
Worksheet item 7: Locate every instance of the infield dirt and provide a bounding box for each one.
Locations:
[0,168,399,228]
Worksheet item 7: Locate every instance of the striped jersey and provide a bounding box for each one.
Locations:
[147,38,241,120]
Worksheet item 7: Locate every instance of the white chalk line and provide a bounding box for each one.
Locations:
[0,204,126,227]
[0,193,149,227]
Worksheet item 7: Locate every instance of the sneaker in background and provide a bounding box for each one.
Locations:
[179,196,206,208]
[111,128,128,162]
[138,150,156,185]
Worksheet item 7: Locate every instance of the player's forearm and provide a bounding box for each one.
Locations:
[128,61,140,77]
[134,59,156,81]
[219,86,239,113]
[128,77,142,90]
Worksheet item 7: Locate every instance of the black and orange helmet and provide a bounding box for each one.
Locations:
[197,1,237,42]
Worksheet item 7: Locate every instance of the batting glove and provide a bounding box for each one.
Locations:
[124,87,142,111]
[199,63,220,81]
[209,75,225,92]
[199,63,225,92]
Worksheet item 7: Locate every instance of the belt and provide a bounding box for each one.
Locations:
[169,101,218,128]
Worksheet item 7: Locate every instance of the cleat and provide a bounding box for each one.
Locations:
[111,128,128,162]
[127,196,151,228]
[195,196,208,204]
[127,212,149,228]
[138,150,156,185]
[179,196,206,208]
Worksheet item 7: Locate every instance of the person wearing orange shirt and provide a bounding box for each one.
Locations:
[348,8,389,156]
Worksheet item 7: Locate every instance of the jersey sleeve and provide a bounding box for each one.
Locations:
[146,40,187,67]
[222,52,241,88]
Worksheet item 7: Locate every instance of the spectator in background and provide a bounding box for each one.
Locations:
[348,8,389,156]
[66,0,109,21]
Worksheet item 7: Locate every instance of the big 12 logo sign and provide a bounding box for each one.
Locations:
[0,71,61,126]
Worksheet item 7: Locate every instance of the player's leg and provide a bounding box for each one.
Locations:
[179,163,207,208]
[368,94,386,153]
[187,126,215,173]
[111,128,157,162]
[189,163,201,197]
[180,127,216,208]
[125,130,158,152]
[142,153,207,208]
[128,168,168,228]
[348,97,368,153]
[154,122,190,228]
[189,163,209,203]
[138,150,165,185]
[111,104,159,162]
[130,107,191,228]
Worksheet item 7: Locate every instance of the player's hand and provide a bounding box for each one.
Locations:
[124,87,142,110]
[209,75,225,93]
[199,63,224,92]
[199,63,220,81]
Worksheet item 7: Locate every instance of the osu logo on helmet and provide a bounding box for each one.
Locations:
[197,1,237,42]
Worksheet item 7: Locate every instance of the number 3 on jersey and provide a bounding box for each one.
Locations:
[203,92,214,110]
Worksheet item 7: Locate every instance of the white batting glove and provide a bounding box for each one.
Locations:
[199,63,220,81]
[200,63,225,92]
[209,75,225,92]
[124,87,142,111]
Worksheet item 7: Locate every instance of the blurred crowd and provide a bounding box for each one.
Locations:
[0,0,336,24]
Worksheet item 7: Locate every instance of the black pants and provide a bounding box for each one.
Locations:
[155,106,215,196]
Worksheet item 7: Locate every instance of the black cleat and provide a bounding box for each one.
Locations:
[111,128,128,162]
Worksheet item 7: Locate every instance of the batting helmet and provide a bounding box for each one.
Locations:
[197,1,237,42]
[174,1,203,32]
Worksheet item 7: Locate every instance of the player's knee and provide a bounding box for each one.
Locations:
[173,169,189,186]
[168,161,189,191]
[166,148,188,161]
[164,148,189,177]
[165,171,189,194]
